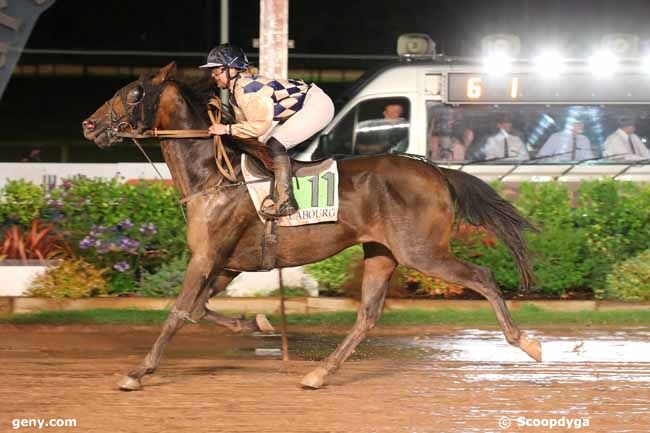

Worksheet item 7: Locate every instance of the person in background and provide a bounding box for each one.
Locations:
[383,102,409,153]
[537,119,594,162]
[604,117,650,161]
[482,115,529,161]
[383,103,404,120]
[20,148,42,162]
[459,127,474,160]
[429,126,470,161]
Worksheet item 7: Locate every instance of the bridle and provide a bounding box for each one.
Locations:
[105,74,165,143]
[100,74,240,205]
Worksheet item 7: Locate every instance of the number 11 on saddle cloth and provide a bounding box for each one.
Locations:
[241,154,339,226]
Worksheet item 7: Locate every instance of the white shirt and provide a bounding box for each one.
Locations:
[483,130,529,161]
[537,132,594,162]
[604,129,650,161]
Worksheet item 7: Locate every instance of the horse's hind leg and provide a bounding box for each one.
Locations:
[202,271,275,333]
[403,253,541,361]
[301,243,397,389]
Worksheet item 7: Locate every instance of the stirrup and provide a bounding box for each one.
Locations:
[259,195,297,219]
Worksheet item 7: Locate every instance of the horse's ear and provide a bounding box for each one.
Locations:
[152,62,177,85]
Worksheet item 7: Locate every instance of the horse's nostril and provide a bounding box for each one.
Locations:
[83,120,95,131]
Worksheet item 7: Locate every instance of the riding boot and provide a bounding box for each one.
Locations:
[260,138,298,218]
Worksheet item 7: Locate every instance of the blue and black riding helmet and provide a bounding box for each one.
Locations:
[200,44,250,71]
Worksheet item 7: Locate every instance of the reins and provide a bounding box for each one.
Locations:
[117,96,237,178]
[207,98,238,182]
[113,89,242,207]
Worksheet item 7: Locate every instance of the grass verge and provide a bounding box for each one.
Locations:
[2,304,650,326]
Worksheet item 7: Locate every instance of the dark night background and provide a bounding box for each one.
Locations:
[2,0,650,161]
[23,0,650,56]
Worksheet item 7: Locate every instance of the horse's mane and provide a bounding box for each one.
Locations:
[163,71,272,168]
[171,72,235,125]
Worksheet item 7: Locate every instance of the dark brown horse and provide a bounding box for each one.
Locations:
[82,62,542,391]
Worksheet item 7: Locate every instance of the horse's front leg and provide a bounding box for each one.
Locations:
[118,253,220,391]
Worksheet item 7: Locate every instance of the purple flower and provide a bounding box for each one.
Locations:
[61,180,73,190]
[118,218,134,231]
[79,236,95,250]
[113,261,130,272]
[118,237,140,251]
[139,222,157,235]
[90,225,107,237]
[96,240,111,253]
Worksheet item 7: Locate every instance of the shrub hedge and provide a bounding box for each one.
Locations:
[27,258,108,299]
[306,179,650,298]
[3,177,650,298]
[1,176,186,295]
[605,250,650,301]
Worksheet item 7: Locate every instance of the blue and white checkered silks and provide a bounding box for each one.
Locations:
[240,76,309,122]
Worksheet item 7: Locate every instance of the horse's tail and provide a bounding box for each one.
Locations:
[440,167,536,290]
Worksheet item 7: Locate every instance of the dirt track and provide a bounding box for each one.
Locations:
[1,324,649,433]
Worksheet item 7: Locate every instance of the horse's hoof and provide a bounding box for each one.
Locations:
[519,333,542,362]
[117,375,142,391]
[255,314,275,333]
[301,367,328,389]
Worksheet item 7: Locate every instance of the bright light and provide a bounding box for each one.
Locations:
[534,51,566,77]
[483,52,512,75]
[588,50,618,76]
[642,55,650,73]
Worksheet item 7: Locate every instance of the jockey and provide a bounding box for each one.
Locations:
[201,43,335,218]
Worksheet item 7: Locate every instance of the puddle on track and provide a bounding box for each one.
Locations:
[246,328,650,384]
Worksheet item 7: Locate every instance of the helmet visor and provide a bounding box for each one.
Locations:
[199,61,225,69]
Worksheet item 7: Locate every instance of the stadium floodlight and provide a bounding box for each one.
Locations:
[533,50,566,77]
[642,55,650,74]
[481,34,519,75]
[588,50,618,76]
[483,52,512,75]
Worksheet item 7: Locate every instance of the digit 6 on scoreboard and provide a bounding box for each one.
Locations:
[467,77,482,99]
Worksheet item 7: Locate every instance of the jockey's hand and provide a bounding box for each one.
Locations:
[208,123,228,135]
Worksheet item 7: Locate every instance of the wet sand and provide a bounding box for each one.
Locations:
[1,324,649,433]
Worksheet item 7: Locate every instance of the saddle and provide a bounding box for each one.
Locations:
[242,154,336,180]
[241,154,340,270]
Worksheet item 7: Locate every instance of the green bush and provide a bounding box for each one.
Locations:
[0,180,45,227]
[27,258,108,298]
[304,180,637,297]
[44,177,187,294]
[305,245,362,293]
[264,287,310,297]
[459,181,650,295]
[6,177,650,299]
[137,254,189,297]
[573,180,650,290]
[527,226,596,294]
[605,250,650,301]
[516,181,574,226]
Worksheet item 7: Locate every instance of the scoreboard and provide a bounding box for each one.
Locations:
[446,73,650,104]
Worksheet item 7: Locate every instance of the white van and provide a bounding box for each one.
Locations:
[297,34,650,182]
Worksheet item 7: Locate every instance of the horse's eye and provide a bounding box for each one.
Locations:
[127,86,144,105]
